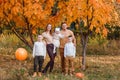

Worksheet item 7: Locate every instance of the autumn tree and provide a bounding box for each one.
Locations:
[105,0,120,40]
[0,0,55,50]
[0,0,118,70]
[53,0,117,70]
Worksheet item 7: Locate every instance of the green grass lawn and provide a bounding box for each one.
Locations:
[0,54,120,80]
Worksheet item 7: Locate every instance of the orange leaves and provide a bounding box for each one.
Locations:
[24,2,44,19]
[22,0,55,28]
[0,9,4,18]
[0,0,116,37]
[95,28,100,33]
[0,0,53,29]
[90,24,94,31]
[44,0,54,14]
[11,7,19,15]
[116,0,120,3]
[10,0,16,5]
[0,0,2,4]
[14,17,26,27]
[56,0,82,26]
[102,28,108,37]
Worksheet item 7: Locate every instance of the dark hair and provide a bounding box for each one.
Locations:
[45,23,52,35]
[61,22,66,27]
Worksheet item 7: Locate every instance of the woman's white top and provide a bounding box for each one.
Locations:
[33,41,46,59]
[64,42,76,58]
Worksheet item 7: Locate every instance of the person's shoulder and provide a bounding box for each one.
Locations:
[67,29,73,33]
[42,32,47,37]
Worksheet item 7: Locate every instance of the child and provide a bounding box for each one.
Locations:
[64,35,76,76]
[32,35,46,77]
[53,28,64,53]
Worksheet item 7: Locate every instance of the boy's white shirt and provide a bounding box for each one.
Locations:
[33,41,46,59]
[64,42,76,58]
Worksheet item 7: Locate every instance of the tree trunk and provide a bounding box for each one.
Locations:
[81,34,89,70]
[27,25,34,46]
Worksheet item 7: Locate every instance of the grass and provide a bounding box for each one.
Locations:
[0,54,120,80]
[0,34,120,55]
[0,34,120,80]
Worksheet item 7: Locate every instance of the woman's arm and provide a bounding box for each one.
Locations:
[43,41,46,59]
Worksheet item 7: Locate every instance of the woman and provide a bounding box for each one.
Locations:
[42,24,56,73]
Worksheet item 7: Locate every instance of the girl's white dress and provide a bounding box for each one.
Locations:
[52,33,64,53]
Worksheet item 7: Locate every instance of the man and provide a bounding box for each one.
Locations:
[59,22,76,73]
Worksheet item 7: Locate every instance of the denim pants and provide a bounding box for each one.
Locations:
[43,44,56,73]
[34,56,44,72]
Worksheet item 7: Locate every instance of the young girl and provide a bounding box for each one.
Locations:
[32,35,46,77]
[53,28,64,53]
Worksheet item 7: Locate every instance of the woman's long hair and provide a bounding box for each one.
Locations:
[45,23,52,35]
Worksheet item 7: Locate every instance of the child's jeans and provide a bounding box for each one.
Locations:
[34,56,44,72]
[65,56,74,74]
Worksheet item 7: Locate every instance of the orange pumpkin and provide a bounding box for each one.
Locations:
[15,48,28,61]
[75,72,84,78]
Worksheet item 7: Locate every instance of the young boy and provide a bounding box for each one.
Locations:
[64,35,76,76]
[32,35,46,77]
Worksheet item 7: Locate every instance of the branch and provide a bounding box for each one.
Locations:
[89,7,95,27]
[12,26,33,50]
[21,0,34,46]
[27,24,34,45]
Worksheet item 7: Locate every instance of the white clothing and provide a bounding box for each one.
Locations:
[64,42,76,58]
[33,41,46,59]
[52,33,64,53]
[53,33,64,47]
[55,28,60,32]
